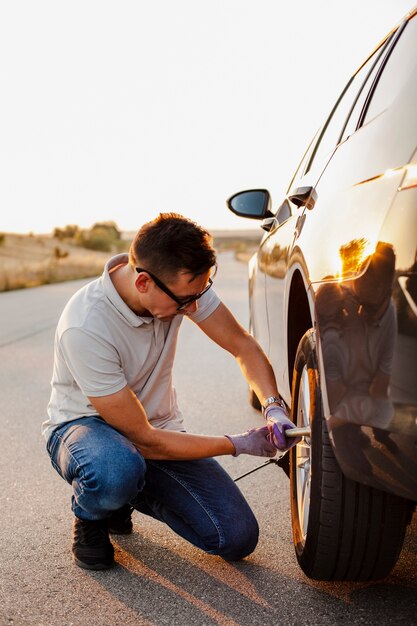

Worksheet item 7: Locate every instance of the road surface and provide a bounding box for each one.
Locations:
[0,253,416,626]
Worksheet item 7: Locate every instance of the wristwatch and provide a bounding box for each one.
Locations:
[262,395,286,414]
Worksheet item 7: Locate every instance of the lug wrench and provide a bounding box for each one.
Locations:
[233,426,311,482]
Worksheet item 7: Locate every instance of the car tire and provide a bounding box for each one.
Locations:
[289,329,413,581]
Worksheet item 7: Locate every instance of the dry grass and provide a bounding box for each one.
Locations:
[0,233,123,291]
[0,230,260,292]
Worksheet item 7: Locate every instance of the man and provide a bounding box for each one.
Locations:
[43,213,298,570]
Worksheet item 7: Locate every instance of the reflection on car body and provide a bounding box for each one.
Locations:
[317,241,397,431]
[227,6,417,581]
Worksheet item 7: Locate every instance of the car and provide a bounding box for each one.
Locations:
[226,6,417,582]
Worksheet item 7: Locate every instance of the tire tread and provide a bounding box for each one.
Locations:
[290,330,412,581]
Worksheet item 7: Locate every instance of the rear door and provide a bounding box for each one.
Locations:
[299,13,417,287]
[263,30,397,398]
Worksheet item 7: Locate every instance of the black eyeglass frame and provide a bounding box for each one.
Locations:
[135,267,213,311]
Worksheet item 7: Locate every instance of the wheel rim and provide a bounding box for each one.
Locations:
[296,365,312,542]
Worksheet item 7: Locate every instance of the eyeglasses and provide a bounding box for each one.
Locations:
[135,267,213,311]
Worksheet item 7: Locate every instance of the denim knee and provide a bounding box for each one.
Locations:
[75,446,146,519]
[218,512,259,561]
[99,448,146,508]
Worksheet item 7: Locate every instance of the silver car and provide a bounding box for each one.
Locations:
[227,6,417,581]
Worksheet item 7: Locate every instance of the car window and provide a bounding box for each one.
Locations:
[363,15,417,125]
[340,34,395,142]
[285,130,320,195]
[306,44,386,174]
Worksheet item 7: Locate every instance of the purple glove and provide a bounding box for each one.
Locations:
[265,405,302,451]
[225,426,277,457]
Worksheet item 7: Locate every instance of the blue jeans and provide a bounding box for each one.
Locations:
[46,416,259,560]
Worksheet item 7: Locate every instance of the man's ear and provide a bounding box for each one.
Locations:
[135,272,150,294]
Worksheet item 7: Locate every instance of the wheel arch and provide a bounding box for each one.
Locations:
[287,270,313,392]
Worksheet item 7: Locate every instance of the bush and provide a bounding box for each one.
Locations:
[53,224,80,240]
[75,221,122,252]
[91,221,121,240]
[75,228,113,252]
[52,221,122,252]
[0,233,5,246]
[79,235,113,252]
[54,246,69,260]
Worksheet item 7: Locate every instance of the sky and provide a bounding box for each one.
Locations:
[0,0,414,234]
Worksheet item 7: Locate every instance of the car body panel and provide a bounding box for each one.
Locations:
[257,216,298,392]
[315,183,417,501]
[229,8,417,501]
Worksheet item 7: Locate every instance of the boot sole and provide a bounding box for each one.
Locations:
[108,526,133,535]
[73,555,114,570]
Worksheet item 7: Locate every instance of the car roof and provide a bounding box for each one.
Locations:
[356,5,417,77]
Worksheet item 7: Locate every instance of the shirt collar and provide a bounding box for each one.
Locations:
[101,253,154,328]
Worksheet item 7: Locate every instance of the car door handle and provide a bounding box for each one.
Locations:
[288,186,318,210]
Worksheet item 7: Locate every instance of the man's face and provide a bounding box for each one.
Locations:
[136,269,212,321]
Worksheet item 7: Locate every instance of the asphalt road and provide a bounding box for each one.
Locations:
[0,252,416,626]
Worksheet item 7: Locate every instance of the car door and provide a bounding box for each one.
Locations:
[262,32,396,398]
[299,14,417,288]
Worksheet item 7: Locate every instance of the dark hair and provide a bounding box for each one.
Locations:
[129,213,217,281]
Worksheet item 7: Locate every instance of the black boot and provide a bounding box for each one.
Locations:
[108,504,134,535]
[72,517,114,570]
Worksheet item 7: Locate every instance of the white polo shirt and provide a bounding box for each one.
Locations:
[42,254,220,442]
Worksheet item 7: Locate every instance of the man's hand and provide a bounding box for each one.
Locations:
[265,405,301,451]
[225,426,277,457]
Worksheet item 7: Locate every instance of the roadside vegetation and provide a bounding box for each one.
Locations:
[0,223,260,292]
[0,222,128,292]
[212,230,260,262]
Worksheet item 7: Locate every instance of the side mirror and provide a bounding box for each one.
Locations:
[227,189,273,220]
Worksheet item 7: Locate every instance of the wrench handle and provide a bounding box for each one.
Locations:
[286,426,311,438]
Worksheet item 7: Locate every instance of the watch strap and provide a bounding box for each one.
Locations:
[262,395,286,414]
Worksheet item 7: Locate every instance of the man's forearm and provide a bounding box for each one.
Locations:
[136,429,235,460]
[88,386,236,460]
[236,336,279,406]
